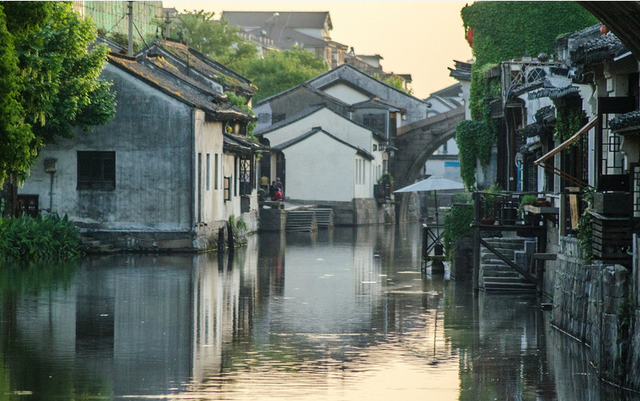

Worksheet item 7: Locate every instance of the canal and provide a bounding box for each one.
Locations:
[1,224,638,400]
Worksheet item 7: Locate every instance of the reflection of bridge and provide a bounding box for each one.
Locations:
[392,107,465,222]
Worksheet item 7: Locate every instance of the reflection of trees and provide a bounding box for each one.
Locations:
[0,260,116,399]
[446,290,558,401]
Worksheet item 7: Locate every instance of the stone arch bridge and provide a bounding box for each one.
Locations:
[392,107,465,222]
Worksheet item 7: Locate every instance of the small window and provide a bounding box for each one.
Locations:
[363,113,386,133]
[224,176,231,202]
[77,151,115,190]
[206,154,210,190]
[215,154,219,189]
[272,113,286,124]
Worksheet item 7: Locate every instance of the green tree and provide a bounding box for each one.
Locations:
[373,73,413,95]
[244,47,327,103]
[173,10,258,71]
[0,1,115,186]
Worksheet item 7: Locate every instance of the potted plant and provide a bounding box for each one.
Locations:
[518,194,539,220]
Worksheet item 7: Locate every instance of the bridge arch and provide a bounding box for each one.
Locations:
[392,107,464,222]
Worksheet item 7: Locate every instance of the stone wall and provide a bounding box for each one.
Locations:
[552,236,632,388]
[353,199,396,226]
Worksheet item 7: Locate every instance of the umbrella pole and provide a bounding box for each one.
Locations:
[434,191,439,241]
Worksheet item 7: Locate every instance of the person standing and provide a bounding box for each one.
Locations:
[259,175,269,190]
[275,177,284,196]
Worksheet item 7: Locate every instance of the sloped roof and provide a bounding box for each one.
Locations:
[224,132,267,155]
[307,64,427,104]
[449,60,472,81]
[254,82,351,109]
[222,11,331,31]
[108,53,253,122]
[352,97,404,113]
[272,126,374,160]
[246,25,329,49]
[572,32,628,64]
[255,104,386,142]
[610,109,640,133]
[148,40,255,96]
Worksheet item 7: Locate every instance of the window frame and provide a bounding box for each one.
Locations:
[77,151,116,190]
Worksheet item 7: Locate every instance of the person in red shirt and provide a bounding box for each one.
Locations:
[272,187,283,201]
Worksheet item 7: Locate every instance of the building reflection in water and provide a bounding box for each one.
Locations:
[2,225,638,399]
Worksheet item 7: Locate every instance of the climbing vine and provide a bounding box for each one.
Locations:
[455,119,496,191]
[456,2,597,191]
[461,2,598,67]
[443,203,473,261]
[555,105,587,141]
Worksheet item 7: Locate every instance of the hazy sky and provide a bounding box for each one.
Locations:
[163,1,474,99]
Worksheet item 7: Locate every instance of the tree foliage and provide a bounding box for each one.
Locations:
[163,10,326,103]
[172,10,259,72]
[462,2,598,66]
[0,1,116,185]
[457,1,597,189]
[244,47,327,103]
[373,73,413,95]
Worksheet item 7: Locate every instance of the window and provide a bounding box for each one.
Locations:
[215,154,219,189]
[206,154,210,191]
[240,157,252,196]
[363,113,386,133]
[272,113,286,124]
[224,176,231,202]
[77,151,115,190]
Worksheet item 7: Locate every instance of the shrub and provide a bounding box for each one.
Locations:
[0,213,82,264]
[443,203,474,260]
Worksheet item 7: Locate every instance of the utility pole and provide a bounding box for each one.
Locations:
[127,1,133,56]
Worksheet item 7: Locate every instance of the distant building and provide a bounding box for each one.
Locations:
[73,1,163,40]
[423,83,464,182]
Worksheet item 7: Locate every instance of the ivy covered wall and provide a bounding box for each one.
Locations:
[461,2,598,66]
[454,1,598,190]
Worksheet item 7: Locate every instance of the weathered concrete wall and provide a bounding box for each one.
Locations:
[552,236,632,388]
[258,208,287,232]
[21,65,195,232]
[353,199,395,226]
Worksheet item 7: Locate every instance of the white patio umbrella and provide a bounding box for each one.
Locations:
[394,176,465,247]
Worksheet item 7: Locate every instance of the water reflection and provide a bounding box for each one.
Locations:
[0,225,638,400]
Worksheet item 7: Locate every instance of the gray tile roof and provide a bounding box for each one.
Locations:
[272,126,374,160]
[222,11,331,30]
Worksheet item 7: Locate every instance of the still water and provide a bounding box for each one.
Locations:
[0,224,637,400]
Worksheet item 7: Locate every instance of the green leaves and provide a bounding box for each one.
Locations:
[461,2,597,66]
[0,213,82,264]
[455,119,496,191]
[0,1,115,186]
[244,47,327,103]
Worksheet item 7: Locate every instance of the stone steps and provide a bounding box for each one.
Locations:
[285,211,317,232]
[307,208,333,228]
[479,237,536,292]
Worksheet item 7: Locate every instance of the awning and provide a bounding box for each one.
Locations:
[534,117,598,188]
